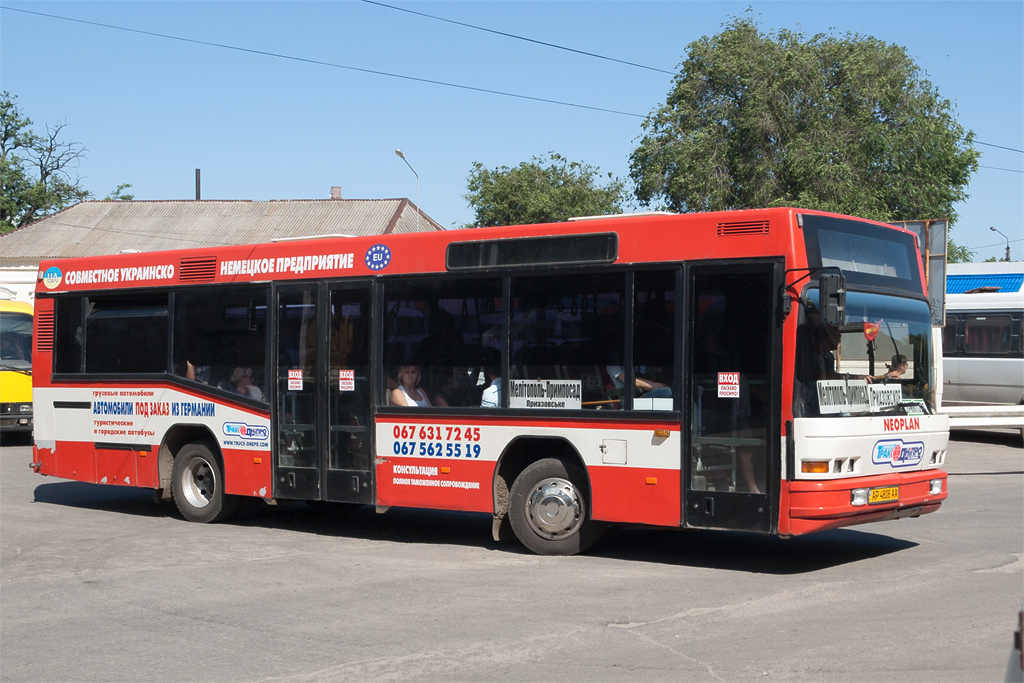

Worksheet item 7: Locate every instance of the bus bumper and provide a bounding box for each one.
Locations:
[0,403,33,432]
[783,469,947,536]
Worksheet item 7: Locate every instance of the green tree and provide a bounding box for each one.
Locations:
[630,16,979,231]
[946,242,975,264]
[104,183,135,201]
[1,92,91,233]
[463,152,625,228]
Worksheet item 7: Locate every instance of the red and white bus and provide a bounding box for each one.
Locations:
[30,208,948,555]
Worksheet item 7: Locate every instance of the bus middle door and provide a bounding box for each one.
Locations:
[275,282,374,504]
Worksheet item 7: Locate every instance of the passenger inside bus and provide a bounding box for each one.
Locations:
[605,365,672,397]
[811,320,844,381]
[226,366,263,401]
[881,354,908,381]
[391,365,432,407]
[480,365,502,408]
[175,358,208,384]
[805,314,870,383]
[430,366,483,407]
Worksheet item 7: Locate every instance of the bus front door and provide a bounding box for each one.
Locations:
[685,264,780,533]
[275,283,373,504]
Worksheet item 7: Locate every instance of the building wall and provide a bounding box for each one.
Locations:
[0,267,37,305]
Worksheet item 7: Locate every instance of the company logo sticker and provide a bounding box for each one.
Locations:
[365,244,392,271]
[871,438,925,468]
[42,266,63,289]
[222,422,270,440]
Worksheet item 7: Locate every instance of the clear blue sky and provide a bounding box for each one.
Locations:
[2,1,1021,261]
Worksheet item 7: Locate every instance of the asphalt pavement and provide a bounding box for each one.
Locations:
[1,428,1021,682]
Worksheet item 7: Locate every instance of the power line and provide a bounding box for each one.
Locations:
[5,3,1023,163]
[0,5,646,119]
[975,141,1024,154]
[359,0,676,76]
[978,165,1024,174]
[965,238,1024,250]
[964,237,1022,262]
[362,2,1024,159]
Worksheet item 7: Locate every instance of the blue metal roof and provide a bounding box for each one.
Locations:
[946,273,1024,294]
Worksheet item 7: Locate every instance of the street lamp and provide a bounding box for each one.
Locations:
[395,149,420,232]
[990,226,1011,262]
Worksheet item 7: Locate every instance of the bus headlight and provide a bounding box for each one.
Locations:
[851,488,869,507]
[929,479,943,495]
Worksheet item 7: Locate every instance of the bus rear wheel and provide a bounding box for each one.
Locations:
[508,458,603,556]
[171,443,240,523]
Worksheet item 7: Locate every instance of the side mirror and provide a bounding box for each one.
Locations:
[819,273,846,326]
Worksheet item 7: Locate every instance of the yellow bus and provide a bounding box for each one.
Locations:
[0,299,33,438]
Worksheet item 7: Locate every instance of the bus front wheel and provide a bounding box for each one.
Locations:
[508,458,603,556]
[171,443,240,523]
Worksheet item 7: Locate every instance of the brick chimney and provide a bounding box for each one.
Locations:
[330,186,342,200]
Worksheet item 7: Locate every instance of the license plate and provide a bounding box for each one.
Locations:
[869,486,899,505]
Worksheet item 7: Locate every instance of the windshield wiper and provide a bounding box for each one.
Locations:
[0,361,31,375]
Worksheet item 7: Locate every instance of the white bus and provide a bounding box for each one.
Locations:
[942,262,1024,407]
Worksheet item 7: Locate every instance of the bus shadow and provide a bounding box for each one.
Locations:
[234,500,501,551]
[31,481,498,550]
[950,428,1023,448]
[32,480,165,517]
[592,525,917,574]
[235,502,915,573]
[32,481,917,572]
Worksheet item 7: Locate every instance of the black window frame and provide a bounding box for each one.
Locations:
[377,264,683,415]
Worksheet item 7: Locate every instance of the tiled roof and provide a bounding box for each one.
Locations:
[0,199,443,264]
[946,273,1024,294]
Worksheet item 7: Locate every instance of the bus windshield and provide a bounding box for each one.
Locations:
[796,291,933,417]
[0,309,32,372]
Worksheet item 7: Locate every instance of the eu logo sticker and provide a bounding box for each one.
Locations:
[365,244,391,271]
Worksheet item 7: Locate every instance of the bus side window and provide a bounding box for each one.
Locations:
[382,277,503,408]
[173,287,269,399]
[54,296,84,374]
[84,294,168,374]
[632,270,678,411]
[510,273,625,410]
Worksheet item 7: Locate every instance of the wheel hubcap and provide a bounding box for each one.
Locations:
[181,457,215,509]
[524,477,583,539]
